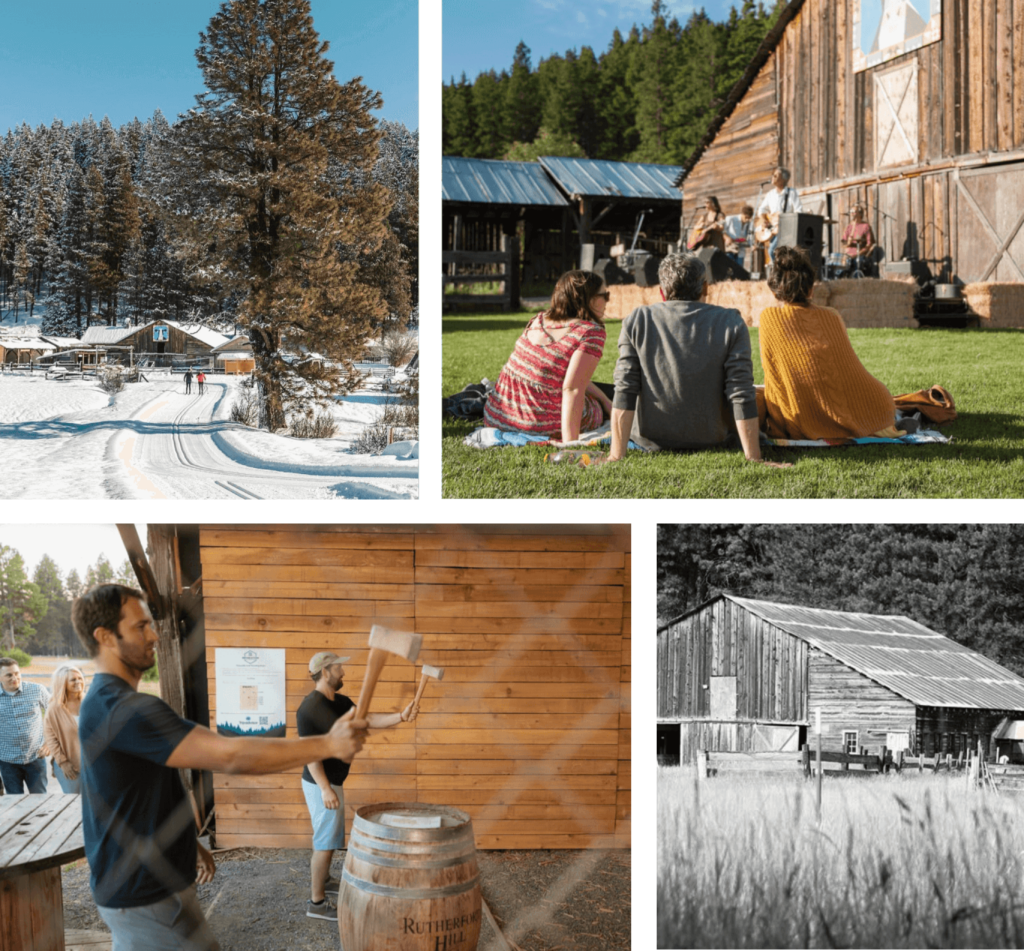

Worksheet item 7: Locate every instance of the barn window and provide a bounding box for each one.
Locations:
[843,731,859,754]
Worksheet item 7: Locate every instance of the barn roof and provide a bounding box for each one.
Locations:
[80,326,134,345]
[539,156,682,201]
[673,0,807,186]
[725,595,1024,711]
[80,321,229,349]
[442,156,569,206]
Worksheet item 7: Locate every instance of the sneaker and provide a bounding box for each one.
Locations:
[306,897,338,921]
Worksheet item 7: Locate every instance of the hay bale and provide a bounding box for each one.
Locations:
[817,278,917,328]
[962,283,1024,327]
[605,284,661,322]
[706,281,751,325]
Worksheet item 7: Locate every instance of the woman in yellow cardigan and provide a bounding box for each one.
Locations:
[758,246,902,439]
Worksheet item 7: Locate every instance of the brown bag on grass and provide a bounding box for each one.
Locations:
[893,385,957,425]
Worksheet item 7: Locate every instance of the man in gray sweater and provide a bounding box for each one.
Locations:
[606,252,784,465]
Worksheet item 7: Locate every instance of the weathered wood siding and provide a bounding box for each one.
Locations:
[657,599,807,724]
[201,525,630,851]
[683,0,1024,281]
[806,650,916,753]
[684,56,780,218]
[118,324,214,356]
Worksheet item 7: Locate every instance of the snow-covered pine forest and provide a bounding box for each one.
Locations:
[0,114,417,336]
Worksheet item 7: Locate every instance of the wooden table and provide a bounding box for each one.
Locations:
[0,793,85,951]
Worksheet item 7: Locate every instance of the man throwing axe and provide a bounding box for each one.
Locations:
[299,651,419,922]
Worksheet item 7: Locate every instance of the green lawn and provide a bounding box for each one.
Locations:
[442,309,1024,498]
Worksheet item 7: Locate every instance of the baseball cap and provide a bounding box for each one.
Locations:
[308,651,351,674]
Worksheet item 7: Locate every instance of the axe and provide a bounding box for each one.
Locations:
[412,665,445,708]
[354,624,422,721]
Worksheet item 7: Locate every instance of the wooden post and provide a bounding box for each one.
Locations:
[696,749,709,782]
[880,746,888,774]
[802,743,811,779]
[897,749,905,773]
[816,729,823,821]
[506,236,520,312]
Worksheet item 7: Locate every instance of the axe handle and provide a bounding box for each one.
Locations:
[412,671,430,707]
[355,648,389,721]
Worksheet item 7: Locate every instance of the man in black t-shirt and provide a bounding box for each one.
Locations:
[72,586,368,951]
[298,650,418,921]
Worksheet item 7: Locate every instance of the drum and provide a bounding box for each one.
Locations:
[338,803,482,951]
[826,252,851,270]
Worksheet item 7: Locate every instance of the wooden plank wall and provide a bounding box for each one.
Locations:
[806,650,916,753]
[657,598,806,724]
[683,57,780,217]
[200,525,631,851]
[683,0,1024,280]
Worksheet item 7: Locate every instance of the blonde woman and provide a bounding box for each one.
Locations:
[44,665,85,793]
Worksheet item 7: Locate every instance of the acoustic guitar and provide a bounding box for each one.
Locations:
[753,212,779,245]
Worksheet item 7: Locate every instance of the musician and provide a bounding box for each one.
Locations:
[756,167,802,261]
[722,204,754,268]
[841,204,875,274]
[689,197,726,252]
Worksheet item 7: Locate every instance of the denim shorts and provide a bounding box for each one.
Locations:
[301,778,346,850]
[97,885,220,951]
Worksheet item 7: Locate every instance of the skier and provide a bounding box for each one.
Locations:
[197,370,206,396]
[183,369,193,395]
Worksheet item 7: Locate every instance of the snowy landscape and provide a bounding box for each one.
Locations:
[0,359,418,500]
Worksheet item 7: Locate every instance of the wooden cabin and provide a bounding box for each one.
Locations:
[81,320,228,360]
[677,0,1024,285]
[657,594,1024,765]
[145,524,631,851]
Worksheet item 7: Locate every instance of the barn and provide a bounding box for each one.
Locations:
[80,320,229,363]
[676,0,1024,317]
[125,523,631,851]
[657,594,1024,766]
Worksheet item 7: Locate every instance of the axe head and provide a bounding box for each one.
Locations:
[369,624,422,663]
[422,665,445,682]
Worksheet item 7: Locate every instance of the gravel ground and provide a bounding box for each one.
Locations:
[61,846,630,950]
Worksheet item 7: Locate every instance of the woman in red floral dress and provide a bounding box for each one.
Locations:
[483,270,612,441]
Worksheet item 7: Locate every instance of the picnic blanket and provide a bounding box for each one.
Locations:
[761,428,950,449]
[464,421,646,452]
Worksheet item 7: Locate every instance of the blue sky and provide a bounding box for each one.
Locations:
[443,0,750,81]
[0,0,418,134]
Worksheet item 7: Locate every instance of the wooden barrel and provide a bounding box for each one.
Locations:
[338,802,482,951]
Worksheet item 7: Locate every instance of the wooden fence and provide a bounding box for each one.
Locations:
[442,237,520,311]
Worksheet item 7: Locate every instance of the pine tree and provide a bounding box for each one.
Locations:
[29,556,71,656]
[442,74,477,157]
[0,546,48,652]
[167,0,391,430]
[504,42,541,147]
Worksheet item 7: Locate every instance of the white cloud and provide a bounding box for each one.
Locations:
[577,9,588,23]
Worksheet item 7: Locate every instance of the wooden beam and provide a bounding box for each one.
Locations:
[116,524,165,620]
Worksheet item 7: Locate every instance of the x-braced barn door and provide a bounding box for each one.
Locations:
[874,61,919,169]
[955,163,1024,283]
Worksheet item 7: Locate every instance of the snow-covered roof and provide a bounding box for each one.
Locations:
[0,337,56,351]
[81,326,134,345]
[174,322,230,349]
[38,335,83,348]
[212,335,251,352]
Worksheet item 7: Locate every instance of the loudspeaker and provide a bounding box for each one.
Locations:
[592,257,634,286]
[886,259,931,284]
[633,254,661,288]
[696,247,750,284]
[776,213,823,272]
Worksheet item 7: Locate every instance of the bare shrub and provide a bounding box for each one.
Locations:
[230,388,259,426]
[380,329,417,368]
[291,411,338,439]
[352,383,417,453]
[351,419,392,454]
[98,366,125,393]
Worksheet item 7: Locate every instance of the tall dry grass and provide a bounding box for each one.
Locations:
[658,766,1024,948]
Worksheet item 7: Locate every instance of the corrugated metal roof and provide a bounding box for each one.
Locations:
[442,157,568,206]
[728,595,1024,711]
[538,156,683,201]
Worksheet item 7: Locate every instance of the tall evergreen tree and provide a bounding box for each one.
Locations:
[0,546,47,652]
[29,556,71,656]
[504,42,542,147]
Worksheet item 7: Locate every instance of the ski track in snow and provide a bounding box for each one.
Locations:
[0,373,418,500]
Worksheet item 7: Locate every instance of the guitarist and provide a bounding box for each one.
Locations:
[687,196,726,252]
[755,167,802,262]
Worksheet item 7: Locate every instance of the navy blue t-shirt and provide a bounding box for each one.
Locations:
[296,690,355,786]
[79,673,197,909]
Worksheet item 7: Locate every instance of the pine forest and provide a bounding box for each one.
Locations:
[442,0,785,165]
[0,0,418,428]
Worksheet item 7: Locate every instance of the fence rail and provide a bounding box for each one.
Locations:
[442,237,520,311]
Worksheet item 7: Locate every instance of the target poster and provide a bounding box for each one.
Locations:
[853,0,942,73]
[215,648,287,737]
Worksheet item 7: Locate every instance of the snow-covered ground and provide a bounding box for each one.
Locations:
[0,369,418,499]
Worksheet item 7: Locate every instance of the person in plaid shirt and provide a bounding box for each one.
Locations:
[0,657,51,794]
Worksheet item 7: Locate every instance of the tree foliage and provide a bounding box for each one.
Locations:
[658,525,1024,675]
[0,545,48,652]
[442,1,785,165]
